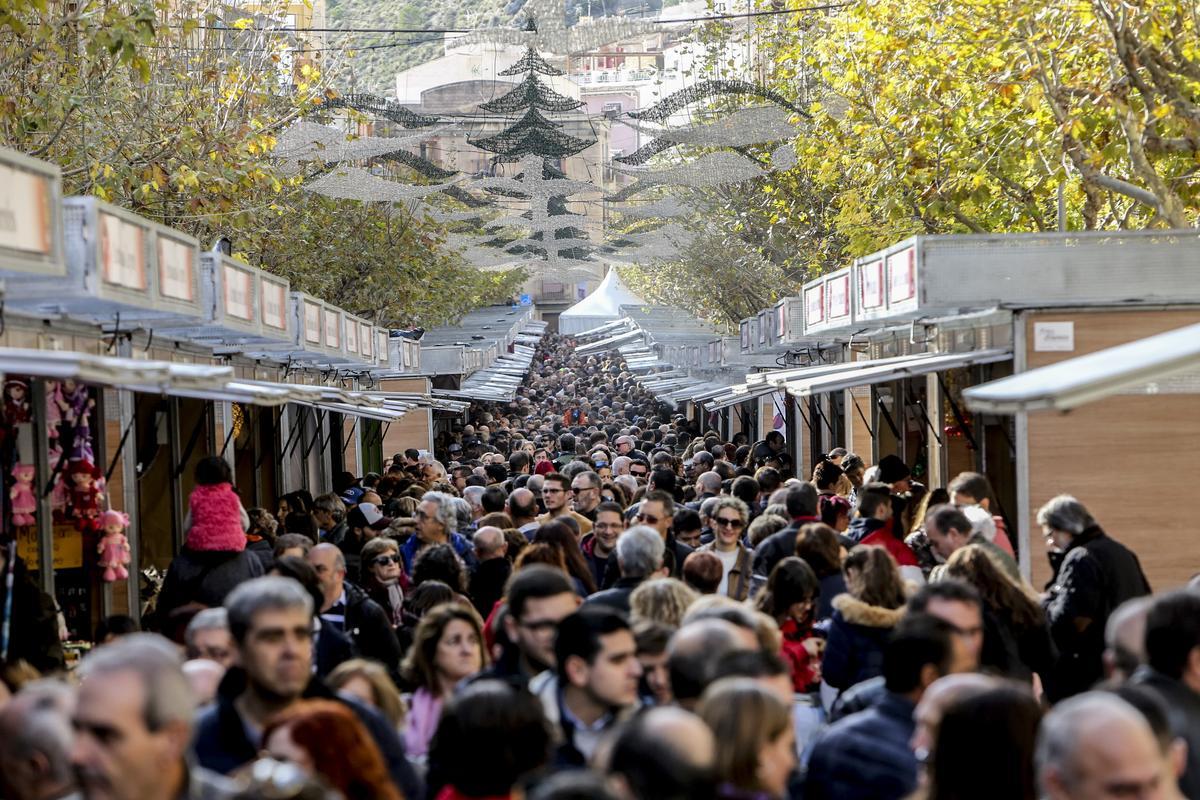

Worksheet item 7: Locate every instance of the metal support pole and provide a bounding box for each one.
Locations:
[167,398,185,555]
[29,380,54,596]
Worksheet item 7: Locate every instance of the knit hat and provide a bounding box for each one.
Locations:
[876,454,911,484]
[535,460,556,476]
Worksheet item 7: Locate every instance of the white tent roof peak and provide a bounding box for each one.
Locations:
[559,269,646,335]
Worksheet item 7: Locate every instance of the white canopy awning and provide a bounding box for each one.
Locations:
[571,318,632,340]
[0,347,233,392]
[703,382,777,411]
[963,322,1200,414]
[576,328,644,354]
[780,349,1012,398]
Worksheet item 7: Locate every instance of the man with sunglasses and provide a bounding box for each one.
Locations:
[602,491,693,587]
[694,497,755,601]
[571,470,603,522]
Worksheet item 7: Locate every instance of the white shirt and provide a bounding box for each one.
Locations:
[715,547,739,596]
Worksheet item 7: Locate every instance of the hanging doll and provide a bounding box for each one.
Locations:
[57,379,95,462]
[66,459,104,530]
[10,463,36,527]
[4,378,30,424]
[96,510,131,582]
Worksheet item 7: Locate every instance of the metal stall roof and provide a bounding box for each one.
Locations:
[778,349,1012,398]
[963,322,1200,414]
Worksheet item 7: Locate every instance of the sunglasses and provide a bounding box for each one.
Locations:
[715,516,745,529]
[372,555,400,566]
[636,513,661,524]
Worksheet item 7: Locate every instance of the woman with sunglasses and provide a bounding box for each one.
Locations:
[360,537,408,629]
[694,496,755,601]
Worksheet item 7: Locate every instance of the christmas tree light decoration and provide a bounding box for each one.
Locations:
[304,167,457,202]
[480,74,584,115]
[611,196,690,219]
[609,150,767,195]
[499,46,565,77]
[318,93,439,128]
[614,107,798,165]
[628,80,805,124]
[377,149,460,180]
[275,121,448,165]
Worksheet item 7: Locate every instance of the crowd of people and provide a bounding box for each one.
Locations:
[1,330,1199,800]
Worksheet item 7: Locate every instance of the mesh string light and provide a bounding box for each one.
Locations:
[304,167,457,201]
[628,80,805,124]
[317,93,439,128]
[614,106,798,165]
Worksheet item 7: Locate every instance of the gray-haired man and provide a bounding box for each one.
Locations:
[191,576,422,800]
[72,635,238,800]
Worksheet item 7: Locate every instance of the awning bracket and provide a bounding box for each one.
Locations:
[937,372,979,452]
[173,406,209,479]
[104,410,137,484]
[852,393,875,440]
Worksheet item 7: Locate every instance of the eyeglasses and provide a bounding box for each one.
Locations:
[636,513,661,524]
[630,470,648,477]
[715,516,745,529]
[572,485,597,493]
[543,487,567,495]
[372,555,400,566]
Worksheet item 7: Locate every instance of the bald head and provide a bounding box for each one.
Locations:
[667,618,754,709]
[695,471,722,495]
[507,487,537,523]
[307,543,346,610]
[641,706,715,768]
[473,526,507,561]
[1037,692,1165,800]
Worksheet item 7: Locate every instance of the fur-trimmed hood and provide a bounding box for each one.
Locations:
[832,593,906,628]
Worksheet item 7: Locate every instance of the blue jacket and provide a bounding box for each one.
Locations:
[399,531,478,574]
[804,691,918,800]
[821,594,905,692]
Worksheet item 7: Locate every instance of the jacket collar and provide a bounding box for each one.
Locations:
[833,593,906,628]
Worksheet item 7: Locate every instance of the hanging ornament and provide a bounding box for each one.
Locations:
[629,80,806,124]
[614,106,798,165]
[96,510,132,582]
[304,168,457,202]
[316,93,439,128]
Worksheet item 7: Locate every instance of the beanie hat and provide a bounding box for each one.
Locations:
[876,454,911,484]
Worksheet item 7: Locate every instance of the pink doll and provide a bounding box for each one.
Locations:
[96,510,131,581]
[10,463,36,526]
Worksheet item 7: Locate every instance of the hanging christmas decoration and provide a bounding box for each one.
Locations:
[499,46,565,77]
[629,80,806,124]
[274,121,445,165]
[608,150,768,198]
[305,167,457,202]
[611,197,690,219]
[317,93,439,128]
[614,107,798,165]
[376,150,459,180]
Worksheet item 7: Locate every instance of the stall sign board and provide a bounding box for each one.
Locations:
[360,322,374,359]
[377,330,390,367]
[303,300,322,345]
[261,279,288,333]
[157,235,195,301]
[223,264,255,321]
[345,318,360,354]
[859,258,885,309]
[99,212,147,290]
[1033,321,1075,352]
[323,308,341,349]
[805,285,825,325]
[827,273,851,321]
[887,245,917,304]
[0,162,53,257]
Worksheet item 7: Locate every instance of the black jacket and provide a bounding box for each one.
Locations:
[315,621,355,678]
[468,557,512,620]
[157,548,264,620]
[1130,667,1200,800]
[335,581,404,675]
[751,516,822,577]
[1042,526,1150,699]
[191,668,423,800]
[245,538,274,573]
[584,576,643,616]
[4,559,65,673]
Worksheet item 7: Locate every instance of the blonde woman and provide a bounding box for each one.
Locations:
[698,678,796,799]
[630,578,699,627]
[695,496,754,601]
[327,658,406,730]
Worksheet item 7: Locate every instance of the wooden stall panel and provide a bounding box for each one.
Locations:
[1024,309,1200,590]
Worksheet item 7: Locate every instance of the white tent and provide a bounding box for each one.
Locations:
[558,268,646,335]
